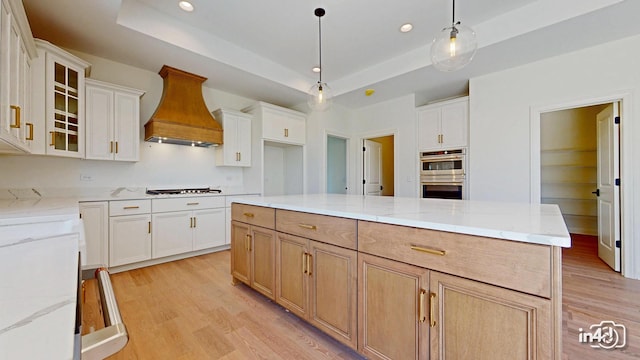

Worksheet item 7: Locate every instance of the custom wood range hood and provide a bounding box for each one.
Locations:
[144,65,223,147]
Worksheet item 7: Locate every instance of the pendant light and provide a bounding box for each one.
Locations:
[430,0,477,72]
[308,8,332,111]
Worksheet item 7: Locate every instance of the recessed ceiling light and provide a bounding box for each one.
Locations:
[400,23,413,33]
[178,1,194,12]
[312,66,321,73]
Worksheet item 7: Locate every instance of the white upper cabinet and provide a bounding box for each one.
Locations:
[213,108,252,167]
[244,101,306,145]
[85,79,144,161]
[417,96,468,151]
[0,0,36,154]
[31,39,91,157]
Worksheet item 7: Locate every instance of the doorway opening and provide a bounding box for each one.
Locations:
[540,102,621,272]
[326,135,348,194]
[363,135,394,196]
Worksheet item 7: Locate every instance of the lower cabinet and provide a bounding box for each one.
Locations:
[79,201,108,267]
[108,200,152,267]
[230,220,276,299]
[152,207,226,258]
[276,232,358,349]
[430,271,552,360]
[358,252,429,360]
[109,213,152,267]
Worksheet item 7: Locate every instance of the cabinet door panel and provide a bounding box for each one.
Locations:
[79,201,108,267]
[152,211,192,258]
[236,114,252,166]
[231,221,251,285]
[193,208,226,250]
[250,226,276,299]
[85,85,113,160]
[417,108,441,151]
[309,240,357,349]
[114,92,139,161]
[358,253,429,360]
[109,214,151,267]
[440,102,467,149]
[430,271,552,360]
[275,232,308,318]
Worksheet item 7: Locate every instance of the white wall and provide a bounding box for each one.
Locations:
[0,50,258,190]
[469,34,640,279]
[352,94,417,197]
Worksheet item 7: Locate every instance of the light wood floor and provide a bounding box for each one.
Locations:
[83,235,640,359]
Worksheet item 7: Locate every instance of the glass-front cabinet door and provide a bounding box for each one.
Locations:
[52,62,79,152]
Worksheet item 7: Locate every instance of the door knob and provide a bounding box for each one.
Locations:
[592,189,600,197]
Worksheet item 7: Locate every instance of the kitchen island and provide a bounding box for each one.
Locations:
[230,194,569,360]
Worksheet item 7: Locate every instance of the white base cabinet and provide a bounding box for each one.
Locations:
[108,200,152,267]
[151,196,226,259]
[79,201,108,267]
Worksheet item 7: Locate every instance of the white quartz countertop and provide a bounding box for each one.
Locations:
[0,198,80,226]
[233,194,571,247]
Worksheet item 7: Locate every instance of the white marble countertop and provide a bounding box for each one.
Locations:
[233,194,571,247]
[0,203,80,359]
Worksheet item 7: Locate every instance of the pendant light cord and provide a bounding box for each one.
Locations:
[452,0,455,25]
[318,13,323,83]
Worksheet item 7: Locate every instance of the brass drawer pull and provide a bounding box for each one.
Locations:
[123,206,140,210]
[187,202,199,206]
[25,123,34,140]
[49,131,55,147]
[410,245,446,256]
[243,212,255,218]
[418,289,426,323]
[430,292,436,327]
[307,253,312,276]
[245,234,252,251]
[10,105,20,128]
[298,223,317,230]
[148,221,151,234]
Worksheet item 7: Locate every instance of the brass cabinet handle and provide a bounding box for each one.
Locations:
[193,217,196,228]
[190,217,193,228]
[245,234,252,251]
[430,292,436,328]
[298,223,317,230]
[115,141,119,154]
[419,289,426,323]
[187,202,199,206]
[302,253,307,274]
[49,131,55,147]
[238,152,241,161]
[10,105,20,128]
[284,128,289,137]
[110,141,114,153]
[410,245,446,256]
[243,212,255,218]
[148,221,151,234]
[307,253,312,276]
[25,123,33,140]
[123,206,140,210]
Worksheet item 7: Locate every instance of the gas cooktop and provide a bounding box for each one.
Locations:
[145,188,222,195]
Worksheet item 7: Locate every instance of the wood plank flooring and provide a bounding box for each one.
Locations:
[83,235,640,359]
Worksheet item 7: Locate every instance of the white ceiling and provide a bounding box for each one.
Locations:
[22,0,640,109]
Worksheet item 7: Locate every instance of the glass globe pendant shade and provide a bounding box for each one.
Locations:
[308,81,332,112]
[430,22,477,72]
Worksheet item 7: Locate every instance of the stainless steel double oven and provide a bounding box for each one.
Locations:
[420,148,466,200]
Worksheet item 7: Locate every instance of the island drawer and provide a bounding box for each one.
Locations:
[152,196,225,213]
[358,221,551,298]
[231,203,275,229]
[276,210,357,250]
[109,200,151,216]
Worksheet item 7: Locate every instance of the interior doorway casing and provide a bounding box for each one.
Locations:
[529,92,635,279]
[323,130,351,194]
[357,129,398,197]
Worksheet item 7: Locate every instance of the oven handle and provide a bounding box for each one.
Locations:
[420,154,463,162]
[81,267,128,360]
[421,182,464,186]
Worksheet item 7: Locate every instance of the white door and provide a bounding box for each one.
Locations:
[595,103,620,271]
[363,139,382,196]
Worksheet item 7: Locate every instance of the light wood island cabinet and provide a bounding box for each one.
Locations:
[229,195,567,360]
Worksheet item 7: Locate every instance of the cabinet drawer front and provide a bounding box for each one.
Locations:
[276,210,356,250]
[231,203,275,228]
[109,200,151,216]
[152,196,225,213]
[358,221,551,298]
